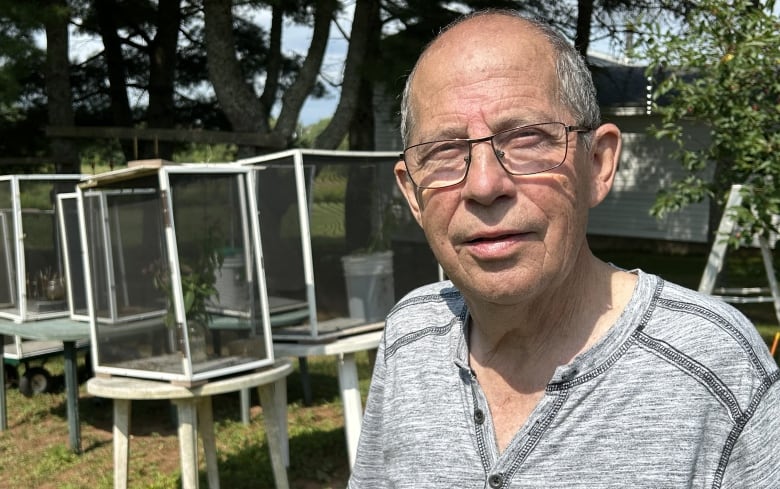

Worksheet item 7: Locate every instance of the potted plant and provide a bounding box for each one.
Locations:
[150,241,224,363]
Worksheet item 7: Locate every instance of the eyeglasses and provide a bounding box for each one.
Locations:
[400,122,592,189]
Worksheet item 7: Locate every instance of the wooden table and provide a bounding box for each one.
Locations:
[273,329,382,469]
[86,359,293,489]
[0,318,90,452]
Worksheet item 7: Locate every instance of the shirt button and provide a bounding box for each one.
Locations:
[474,409,485,425]
[561,368,579,381]
[488,473,503,488]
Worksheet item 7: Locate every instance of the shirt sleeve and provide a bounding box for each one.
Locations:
[720,374,780,487]
[347,334,389,489]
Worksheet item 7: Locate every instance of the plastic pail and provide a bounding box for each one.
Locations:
[341,251,394,322]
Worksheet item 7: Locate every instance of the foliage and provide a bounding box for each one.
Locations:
[636,0,780,243]
[0,1,49,159]
[150,231,224,329]
[296,117,348,149]
[172,142,237,163]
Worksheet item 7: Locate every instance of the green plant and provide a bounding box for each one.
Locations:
[150,239,224,329]
[634,0,780,243]
[362,198,404,254]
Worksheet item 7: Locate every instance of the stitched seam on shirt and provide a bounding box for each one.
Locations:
[712,369,780,489]
[636,331,742,422]
[656,297,768,377]
[384,318,457,359]
[546,333,639,392]
[545,276,664,392]
[502,389,570,488]
[386,290,463,317]
[467,371,491,475]
[636,275,665,333]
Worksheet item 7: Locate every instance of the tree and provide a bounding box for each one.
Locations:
[636,0,780,243]
[314,0,379,149]
[0,1,57,168]
[0,0,694,168]
[41,0,80,174]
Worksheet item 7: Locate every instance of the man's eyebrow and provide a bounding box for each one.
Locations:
[415,128,468,143]
[497,113,556,130]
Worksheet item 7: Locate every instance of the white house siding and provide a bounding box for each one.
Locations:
[588,116,712,243]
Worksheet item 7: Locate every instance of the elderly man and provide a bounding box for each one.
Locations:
[348,9,780,489]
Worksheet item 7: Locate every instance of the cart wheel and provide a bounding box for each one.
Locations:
[19,367,52,397]
[4,364,19,388]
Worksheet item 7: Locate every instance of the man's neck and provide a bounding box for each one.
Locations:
[465,252,635,384]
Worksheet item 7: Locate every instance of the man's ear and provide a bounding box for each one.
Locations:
[394,160,424,226]
[588,123,622,208]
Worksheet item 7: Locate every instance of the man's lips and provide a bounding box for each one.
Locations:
[463,230,526,244]
[466,233,517,244]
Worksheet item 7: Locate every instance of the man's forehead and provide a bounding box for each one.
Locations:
[417,17,554,84]
[426,14,550,57]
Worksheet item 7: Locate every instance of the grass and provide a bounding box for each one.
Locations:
[0,352,370,489]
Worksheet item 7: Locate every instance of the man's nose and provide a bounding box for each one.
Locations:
[461,141,514,203]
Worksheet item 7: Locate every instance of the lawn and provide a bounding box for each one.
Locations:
[0,353,367,489]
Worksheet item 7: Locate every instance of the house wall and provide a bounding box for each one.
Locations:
[589,115,712,243]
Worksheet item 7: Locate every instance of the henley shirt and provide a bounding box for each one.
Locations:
[348,270,780,488]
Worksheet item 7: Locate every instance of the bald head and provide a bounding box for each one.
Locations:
[399,11,600,147]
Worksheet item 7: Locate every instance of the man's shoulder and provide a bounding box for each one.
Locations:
[382,281,465,342]
[641,272,779,394]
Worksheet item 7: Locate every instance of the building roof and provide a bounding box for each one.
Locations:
[588,52,650,116]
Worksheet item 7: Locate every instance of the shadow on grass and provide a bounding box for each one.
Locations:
[203,426,350,489]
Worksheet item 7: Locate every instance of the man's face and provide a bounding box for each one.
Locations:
[395,16,606,306]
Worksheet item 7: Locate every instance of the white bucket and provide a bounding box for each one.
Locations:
[215,255,247,310]
[341,251,394,322]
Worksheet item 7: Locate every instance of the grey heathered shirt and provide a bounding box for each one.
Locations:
[348,270,780,488]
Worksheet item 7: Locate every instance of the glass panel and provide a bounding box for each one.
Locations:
[83,168,272,380]
[168,171,270,373]
[19,180,71,319]
[58,195,88,318]
[0,180,19,317]
[82,176,173,373]
[254,164,312,315]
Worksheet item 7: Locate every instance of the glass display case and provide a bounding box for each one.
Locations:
[238,149,437,340]
[0,175,83,322]
[77,163,274,384]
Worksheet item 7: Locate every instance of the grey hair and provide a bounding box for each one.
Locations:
[399,10,601,147]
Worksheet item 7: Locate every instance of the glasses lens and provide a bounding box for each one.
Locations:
[494,123,568,175]
[405,139,469,188]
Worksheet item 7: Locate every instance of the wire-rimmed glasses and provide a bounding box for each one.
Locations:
[400,122,592,189]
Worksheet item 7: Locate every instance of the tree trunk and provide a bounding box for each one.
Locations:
[94,0,135,161]
[273,0,338,138]
[258,3,283,116]
[314,0,379,149]
[343,0,382,249]
[203,0,268,135]
[43,0,79,174]
[574,0,594,58]
[142,0,181,160]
